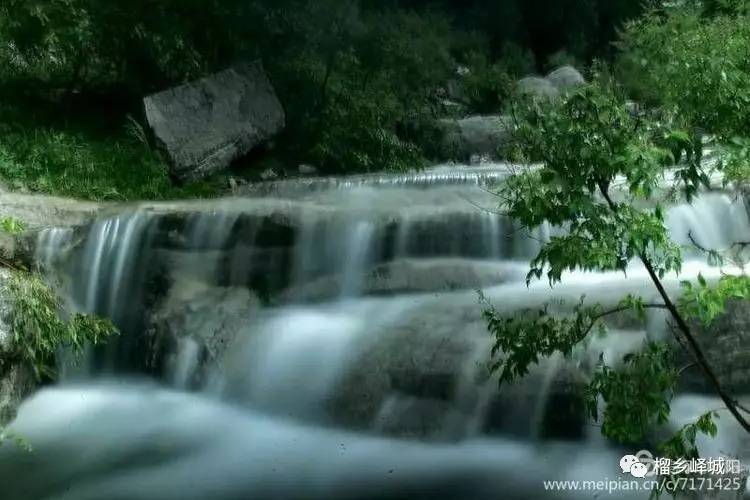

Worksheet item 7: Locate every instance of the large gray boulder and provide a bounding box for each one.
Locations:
[545,65,586,92]
[144,61,285,182]
[516,76,560,102]
[438,115,514,161]
[516,66,586,102]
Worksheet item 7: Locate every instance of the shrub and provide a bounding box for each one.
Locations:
[5,272,117,380]
[616,4,750,139]
[460,52,514,115]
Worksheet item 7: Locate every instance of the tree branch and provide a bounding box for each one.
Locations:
[688,230,750,254]
[0,256,22,272]
[597,181,750,433]
[579,303,668,338]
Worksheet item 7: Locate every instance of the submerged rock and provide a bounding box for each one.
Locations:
[327,299,492,438]
[147,280,261,387]
[144,61,285,182]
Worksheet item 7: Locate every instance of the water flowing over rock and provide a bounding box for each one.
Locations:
[147,281,261,387]
[16,163,750,499]
[144,61,285,182]
[0,384,643,500]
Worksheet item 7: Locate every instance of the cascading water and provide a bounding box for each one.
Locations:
[4,163,750,499]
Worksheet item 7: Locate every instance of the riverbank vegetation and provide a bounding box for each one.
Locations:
[484,0,750,480]
[0,218,117,434]
[1,0,750,478]
[0,0,651,200]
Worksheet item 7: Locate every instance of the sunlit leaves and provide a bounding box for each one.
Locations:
[719,137,750,187]
[618,3,750,147]
[679,274,750,326]
[483,294,606,385]
[586,342,678,444]
[486,79,733,449]
[5,272,117,380]
[0,217,24,235]
[659,411,720,461]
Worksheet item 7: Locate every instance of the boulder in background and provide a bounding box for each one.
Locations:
[517,76,560,102]
[516,66,586,101]
[438,115,514,161]
[545,65,586,92]
[144,61,285,182]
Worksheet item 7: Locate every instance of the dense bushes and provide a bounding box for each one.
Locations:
[617,2,750,139]
[614,1,750,190]
[0,1,460,177]
[6,272,117,381]
[0,0,656,192]
[273,7,457,172]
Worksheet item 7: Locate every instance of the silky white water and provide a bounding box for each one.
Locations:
[14,164,750,499]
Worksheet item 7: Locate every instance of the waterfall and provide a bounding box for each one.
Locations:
[19,165,750,500]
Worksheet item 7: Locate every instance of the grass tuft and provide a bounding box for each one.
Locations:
[0,104,222,201]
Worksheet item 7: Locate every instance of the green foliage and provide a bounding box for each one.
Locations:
[586,343,677,444]
[483,295,606,384]
[460,52,514,114]
[0,0,655,180]
[0,1,462,176]
[679,274,750,326]
[0,105,220,200]
[617,3,750,140]
[311,92,425,172]
[504,86,686,284]
[652,411,721,497]
[719,137,750,187]
[445,0,651,64]
[485,80,748,450]
[0,218,24,235]
[0,0,223,94]
[0,429,31,450]
[5,272,117,380]
[284,7,455,172]
[703,0,750,16]
[659,411,719,460]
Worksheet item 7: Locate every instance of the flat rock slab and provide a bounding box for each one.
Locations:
[144,61,285,182]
